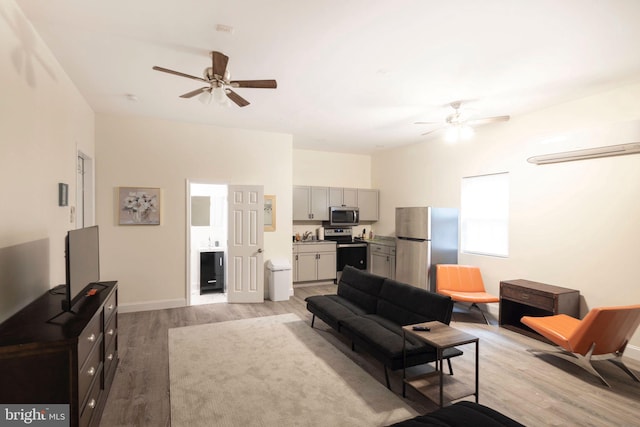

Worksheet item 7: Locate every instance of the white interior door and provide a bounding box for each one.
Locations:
[227,185,264,303]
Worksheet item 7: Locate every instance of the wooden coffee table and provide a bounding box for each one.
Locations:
[402,321,479,407]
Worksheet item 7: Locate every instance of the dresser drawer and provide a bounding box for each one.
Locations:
[104,309,117,351]
[104,334,118,380]
[501,284,554,311]
[78,336,103,407]
[78,313,102,365]
[104,289,117,326]
[79,371,103,427]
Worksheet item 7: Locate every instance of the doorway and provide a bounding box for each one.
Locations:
[188,182,228,306]
[76,151,94,228]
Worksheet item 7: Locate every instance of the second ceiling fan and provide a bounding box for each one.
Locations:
[153,51,277,107]
[415,100,510,139]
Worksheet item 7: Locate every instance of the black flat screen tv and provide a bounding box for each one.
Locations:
[62,225,100,312]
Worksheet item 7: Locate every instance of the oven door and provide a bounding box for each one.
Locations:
[336,243,367,272]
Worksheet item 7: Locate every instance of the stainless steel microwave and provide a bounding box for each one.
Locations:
[329,206,359,226]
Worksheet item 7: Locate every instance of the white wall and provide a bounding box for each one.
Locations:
[292,149,373,237]
[0,0,95,322]
[372,82,640,353]
[95,114,293,311]
[293,149,371,187]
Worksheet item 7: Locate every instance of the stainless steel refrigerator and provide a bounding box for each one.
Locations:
[395,207,458,292]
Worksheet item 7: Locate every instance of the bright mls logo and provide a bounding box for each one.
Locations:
[0,405,69,426]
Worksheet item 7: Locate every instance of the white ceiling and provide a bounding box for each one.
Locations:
[13,0,640,154]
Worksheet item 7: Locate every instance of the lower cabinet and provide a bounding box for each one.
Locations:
[200,251,224,294]
[293,242,337,282]
[369,243,396,279]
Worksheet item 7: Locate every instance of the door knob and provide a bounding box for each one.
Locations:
[257,248,263,253]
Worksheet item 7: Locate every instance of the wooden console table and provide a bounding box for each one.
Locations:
[499,279,579,341]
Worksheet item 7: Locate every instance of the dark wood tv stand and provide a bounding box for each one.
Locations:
[499,279,580,342]
[0,281,118,427]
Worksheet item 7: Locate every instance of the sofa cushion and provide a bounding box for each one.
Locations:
[339,314,463,370]
[377,278,454,326]
[340,314,432,359]
[305,294,368,325]
[386,401,525,427]
[336,265,386,313]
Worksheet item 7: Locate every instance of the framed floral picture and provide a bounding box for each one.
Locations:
[118,187,160,225]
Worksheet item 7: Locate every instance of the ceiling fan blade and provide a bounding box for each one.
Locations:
[414,121,440,125]
[225,89,250,107]
[211,51,229,79]
[466,115,510,126]
[179,87,209,98]
[230,79,277,89]
[421,127,445,136]
[152,66,207,83]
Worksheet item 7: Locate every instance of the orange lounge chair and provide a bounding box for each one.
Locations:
[436,264,499,324]
[521,305,640,387]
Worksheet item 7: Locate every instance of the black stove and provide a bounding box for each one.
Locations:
[324,228,367,272]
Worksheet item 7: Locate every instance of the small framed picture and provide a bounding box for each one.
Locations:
[118,187,160,225]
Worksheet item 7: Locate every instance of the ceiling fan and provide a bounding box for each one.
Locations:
[415,100,510,139]
[152,51,277,107]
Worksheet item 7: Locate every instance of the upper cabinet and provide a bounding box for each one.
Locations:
[293,186,329,221]
[357,189,379,221]
[294,186,379,222]
[329,187,358,207]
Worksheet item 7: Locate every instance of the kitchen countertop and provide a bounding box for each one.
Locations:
[293,240,336,245]
[363,236,396,247]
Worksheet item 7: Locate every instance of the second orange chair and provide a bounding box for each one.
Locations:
[435,264,499,324]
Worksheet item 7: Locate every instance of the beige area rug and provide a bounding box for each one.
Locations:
[168,313,418,427]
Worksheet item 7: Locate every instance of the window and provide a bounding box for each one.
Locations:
[461,172,509,257]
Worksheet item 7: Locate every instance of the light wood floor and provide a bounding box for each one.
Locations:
[100,285,640,426]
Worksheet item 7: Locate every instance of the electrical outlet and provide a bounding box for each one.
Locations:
[70,206,75,223]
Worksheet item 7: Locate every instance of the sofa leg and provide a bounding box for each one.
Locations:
[311,314,315,328]
[384,365,391,389]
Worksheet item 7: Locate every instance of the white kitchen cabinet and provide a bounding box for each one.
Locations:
[296,253,318,282]
[293,186,329,221]
[329,187,358,207]
[357,189,379,221]
[293,186,311,221]
[369,241,395,279]
[293,242,336,282]
[294,186,378,222]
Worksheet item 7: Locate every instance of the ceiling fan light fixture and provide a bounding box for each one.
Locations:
[444,124,474,143]
[198,88,212,105]
[460,124,475,140]
[213,86,229,106]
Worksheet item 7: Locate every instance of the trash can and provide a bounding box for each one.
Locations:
[266,259,292,301]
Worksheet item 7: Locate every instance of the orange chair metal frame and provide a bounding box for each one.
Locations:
[521,305,640,387]
[435,264,499,325]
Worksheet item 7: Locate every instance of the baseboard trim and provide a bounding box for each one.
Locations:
[625,344,640,362]
[119,298,186,314]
